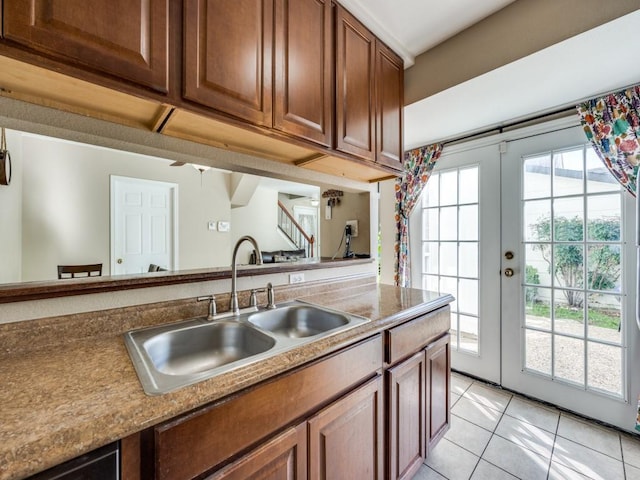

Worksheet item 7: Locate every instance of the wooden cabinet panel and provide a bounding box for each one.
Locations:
[335,5,375,161]
[183,0,273,126]
[3,0,169,92]
[385,306,450,365]
[308,376,383,480]
[154,335,381,480]
[205,424,307,480]
[375,41,404,171]
[426,334,451,453]
[388,351,426,480]
[274,0,332,147]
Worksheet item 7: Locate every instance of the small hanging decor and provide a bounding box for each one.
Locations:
[0,128,11,186]
[322,189,343,207]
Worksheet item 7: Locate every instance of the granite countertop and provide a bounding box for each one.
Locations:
[0,283,452,480]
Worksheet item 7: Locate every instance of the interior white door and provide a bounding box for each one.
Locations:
[413,143,501,382]
[501,126,639,430]
[294,205,319,258]
[111,176,177,275]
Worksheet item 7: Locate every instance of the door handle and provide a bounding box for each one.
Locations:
[504,268,514,277]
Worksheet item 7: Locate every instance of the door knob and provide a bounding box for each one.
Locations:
[117,258,123,264]
[504,268,514,277]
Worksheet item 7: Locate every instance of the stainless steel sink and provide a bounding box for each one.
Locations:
[248,305,350,338]
[124,300,370,395]
[143,322,275,376]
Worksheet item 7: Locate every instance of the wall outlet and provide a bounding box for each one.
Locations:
[346,220,359,237]
[289,273,304,284]
[207,221,217,231]
[217,221,230,232]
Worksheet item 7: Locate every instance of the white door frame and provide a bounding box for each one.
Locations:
[110,175,179,274]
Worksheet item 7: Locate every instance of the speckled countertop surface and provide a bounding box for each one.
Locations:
[0,282,452,480]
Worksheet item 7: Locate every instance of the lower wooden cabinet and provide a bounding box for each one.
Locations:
[308,376,383,480]
[388,351,426,480]
[205,424,307,480]
[426,334,451,454]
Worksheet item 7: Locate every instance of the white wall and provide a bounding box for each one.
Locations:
[378,179,397,285]
[18,133,233,281]
[0,129,22,283]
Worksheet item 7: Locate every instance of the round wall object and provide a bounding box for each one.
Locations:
[0,150,11,186]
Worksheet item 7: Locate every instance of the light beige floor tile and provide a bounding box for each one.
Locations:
[452,373,473,395]
[548,461,591,479]
[552,436,624,480]
[505,396,559,433]
[482,435,550,480]
[451,397,503,431]
[445,414,492,456]
[425,438,479,480]
[412,464,446,480]
[557,414,621,460]
[451,392,461,407]
[626,463,640,480]
[622,434,640,469]
[495,414,554,458]
[462,383,512,412]
[470,460,518,479]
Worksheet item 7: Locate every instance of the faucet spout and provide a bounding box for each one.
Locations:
[230,235,262,314]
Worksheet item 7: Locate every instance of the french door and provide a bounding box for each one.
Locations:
[416,123,639,430]
[501,126,637,429]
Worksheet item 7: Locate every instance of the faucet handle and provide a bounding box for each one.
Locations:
[197,295,217,321]
[249,288,266,307]
[266,283,276,309]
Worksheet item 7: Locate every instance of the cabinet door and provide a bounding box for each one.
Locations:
[308,376,383,480]
[375,41,404,171]
[183,0,273,126]
[425,334,451,454]
[3,0,169,92]
[335,6,375,162]
[274,0,332,147]
[388,351,426,480]
[205,424,307,480]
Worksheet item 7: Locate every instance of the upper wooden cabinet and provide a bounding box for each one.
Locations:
[376,41,404,171]
[335,5,376,162]
[183,0,274,126]
[335,5,404,171]
[2,0,169,92]
[273,0,333,147]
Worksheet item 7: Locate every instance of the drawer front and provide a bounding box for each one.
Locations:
[155,334,382,480]
[385,306,450,365]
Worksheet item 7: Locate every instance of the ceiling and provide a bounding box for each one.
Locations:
[340,1,640,150]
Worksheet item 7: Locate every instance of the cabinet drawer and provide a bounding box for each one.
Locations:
[385,306,450,365]
[154,334,382,480]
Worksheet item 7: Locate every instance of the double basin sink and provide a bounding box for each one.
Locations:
[124,300,370,395]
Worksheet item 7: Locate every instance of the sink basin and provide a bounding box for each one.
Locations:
[248,305,350,338]
[124,300,370,395]
[143,322,275,376]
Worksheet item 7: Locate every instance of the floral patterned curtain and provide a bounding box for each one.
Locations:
[577,85,640,197]
[394,143,443,287]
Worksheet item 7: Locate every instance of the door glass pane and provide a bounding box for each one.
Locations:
[524,200,551,241]
[525,287,551,330]
[523,154,551,199]
[522,146,624,398]
[553,149,584,197]
[554,335,585,386]
[525,330,551,375]
[459,242,478,278]
[587,293,621,344]
[421,166,479,355]
[587,342,622,396]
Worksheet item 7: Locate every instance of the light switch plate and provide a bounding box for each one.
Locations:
[289,273,304,284]
[207,221,217,231]
[217,221,230,232]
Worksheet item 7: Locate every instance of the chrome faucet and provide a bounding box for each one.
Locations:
[230,235,262,315]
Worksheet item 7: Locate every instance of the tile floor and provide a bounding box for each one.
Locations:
[413,372,640,480]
